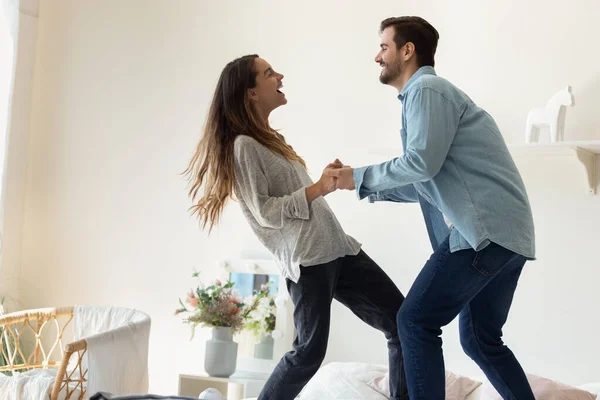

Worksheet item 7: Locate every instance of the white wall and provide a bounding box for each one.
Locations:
[12,0,600,393]
[1,0,38,313]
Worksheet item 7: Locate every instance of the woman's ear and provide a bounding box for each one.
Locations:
[248,89,259,101]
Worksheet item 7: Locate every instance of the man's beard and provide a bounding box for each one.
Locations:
[379,61,402,84]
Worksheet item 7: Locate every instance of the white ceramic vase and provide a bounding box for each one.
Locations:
[204,326,238,377]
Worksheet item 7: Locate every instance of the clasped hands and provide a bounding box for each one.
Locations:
[318,159,356,195]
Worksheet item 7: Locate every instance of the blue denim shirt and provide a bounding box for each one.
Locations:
[354,66,535,259]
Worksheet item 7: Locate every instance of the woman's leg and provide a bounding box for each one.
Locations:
[258,260,340,400]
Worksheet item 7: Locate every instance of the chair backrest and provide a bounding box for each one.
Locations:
[0,307,75,373]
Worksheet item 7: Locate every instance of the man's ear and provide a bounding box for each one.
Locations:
[403,42,416,61]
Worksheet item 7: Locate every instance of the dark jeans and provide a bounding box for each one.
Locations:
[258,250,409,400]
[397,237,535,400]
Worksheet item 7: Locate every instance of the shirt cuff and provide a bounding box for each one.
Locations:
[353,166,371,200]
[291,187,310,220]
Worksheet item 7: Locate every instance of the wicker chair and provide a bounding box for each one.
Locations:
[0,307,89,399]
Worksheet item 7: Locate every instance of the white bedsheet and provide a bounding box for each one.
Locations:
[240,364,599,400]
[0,369,56,400]
[0,369,83,400]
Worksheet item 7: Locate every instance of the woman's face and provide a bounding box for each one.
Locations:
[248,57,287,116]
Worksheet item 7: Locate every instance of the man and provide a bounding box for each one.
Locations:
[326,16,536,400]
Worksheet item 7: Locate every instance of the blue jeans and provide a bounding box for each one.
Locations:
[258,250,408,400]
[397,237,535,400]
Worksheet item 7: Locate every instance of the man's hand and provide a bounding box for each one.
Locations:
[327,158,344,169]
[325,166,355,190]
[306,159,354,203]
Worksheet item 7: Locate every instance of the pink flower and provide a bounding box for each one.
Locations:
[174,309,182,316]
[261,284,268,292]
[228,301,241,315]
[215,279,222,287]
[186,289,199,306]
[187,297,199,307]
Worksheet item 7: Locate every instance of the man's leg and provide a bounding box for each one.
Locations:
[257,261,340,400]
[334,250,408,400]
[459,254,534,400]
[397,238,522,400]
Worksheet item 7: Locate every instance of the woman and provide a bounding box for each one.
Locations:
[184,54,408,400]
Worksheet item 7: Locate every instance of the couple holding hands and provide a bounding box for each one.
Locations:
[185,16,535,400]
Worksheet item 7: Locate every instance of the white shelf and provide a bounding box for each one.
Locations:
[507,140,600,156]
[507,141,600,195]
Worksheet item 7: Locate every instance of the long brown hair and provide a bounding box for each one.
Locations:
[183,54,306,231]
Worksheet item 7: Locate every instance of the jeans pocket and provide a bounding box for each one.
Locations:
[471,243,511,276]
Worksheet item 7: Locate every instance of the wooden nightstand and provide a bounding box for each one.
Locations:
[177,373,268,399]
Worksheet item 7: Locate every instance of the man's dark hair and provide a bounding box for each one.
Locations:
[380,16,439,67]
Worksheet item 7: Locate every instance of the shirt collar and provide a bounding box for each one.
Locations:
[398,66,436,101]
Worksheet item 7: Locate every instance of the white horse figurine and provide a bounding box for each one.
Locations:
[525,86,575,143]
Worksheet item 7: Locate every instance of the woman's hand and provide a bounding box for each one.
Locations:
[306,159,345,203]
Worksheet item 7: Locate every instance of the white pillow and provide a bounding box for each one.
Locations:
[480,374,597,400]
[299,362,389,399]
[368,369,481,400]
[445,371,484,400]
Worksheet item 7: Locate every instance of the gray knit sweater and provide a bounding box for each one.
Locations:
[233,135,361,282]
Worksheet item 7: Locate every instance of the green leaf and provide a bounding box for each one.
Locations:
[190,323,197,340]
